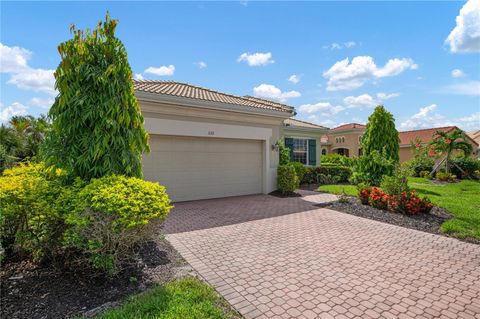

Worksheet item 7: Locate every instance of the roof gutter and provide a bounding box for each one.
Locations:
[135,91,293,119]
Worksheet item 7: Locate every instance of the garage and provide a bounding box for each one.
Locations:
[143,135,263,202]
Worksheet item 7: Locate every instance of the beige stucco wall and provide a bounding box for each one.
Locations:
[399,147,414,162]
[138,99,287,194]
[327,130,363,157]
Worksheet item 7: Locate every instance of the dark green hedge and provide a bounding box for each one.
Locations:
[301,165,352,184]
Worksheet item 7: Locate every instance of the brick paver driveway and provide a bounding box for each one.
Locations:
[164,194,480,319]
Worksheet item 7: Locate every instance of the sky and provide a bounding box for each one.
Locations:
[1,1,479,131]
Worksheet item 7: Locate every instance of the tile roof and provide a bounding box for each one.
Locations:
[331,123,366,131]
[468,130,480,145]
[133,80,294,113]
[284,118,329,129]
[398,126,456,145]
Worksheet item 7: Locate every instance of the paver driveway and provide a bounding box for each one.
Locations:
[164,193,480,319]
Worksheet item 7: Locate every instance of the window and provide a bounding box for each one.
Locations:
[322,149,327,155]
[292,138,308,164]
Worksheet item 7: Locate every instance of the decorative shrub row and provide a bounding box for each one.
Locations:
[301,165,352,184]
[358,185,433,215]
[0,163,172,273]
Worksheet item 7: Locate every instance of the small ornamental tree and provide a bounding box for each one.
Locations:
[45,14,149,180]
[429,128,472,173]
[361,105,400,163]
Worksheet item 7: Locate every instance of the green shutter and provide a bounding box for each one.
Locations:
[308,139,316,166]
[284,138,294,162]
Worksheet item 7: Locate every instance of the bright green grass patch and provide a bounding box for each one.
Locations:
[95,277,237,319]
[318,178,480,240]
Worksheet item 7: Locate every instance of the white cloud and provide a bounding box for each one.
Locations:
[238,52,274,66]
[323,56,418,91]
[446,81,480,96]
[288,74,300,84]
[144,65,175,76]
[195,61,207,69]
[0,102,28,123]
[343,92,399,108]
[400,104,480,131]
[1,43,56,96]
[298,102,344,115]
[451,69,465,78]
[306,115,337,128]
[29,97,54,109]
[0,43,31,73]
[8,68,56,95]
[445,0,480,53]
[323,41,356,50]
[253,84,300,101]
[134,73,144,80]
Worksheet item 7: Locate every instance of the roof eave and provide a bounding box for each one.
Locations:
[135,91,293,119]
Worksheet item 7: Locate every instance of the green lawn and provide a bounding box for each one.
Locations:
[318,178,480,240]
[94,277,238,319]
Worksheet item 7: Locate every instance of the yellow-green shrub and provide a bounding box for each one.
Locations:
[64,175,173,272]
[277,165,299,194]
[0,163,70,260]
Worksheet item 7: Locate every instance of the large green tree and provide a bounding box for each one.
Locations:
[45,14,149,180]
[361,105,400,163]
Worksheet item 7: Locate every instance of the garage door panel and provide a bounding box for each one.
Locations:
[143,135,263,202]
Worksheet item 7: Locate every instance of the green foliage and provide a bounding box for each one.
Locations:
[380,166,411,196]
[429,128,473,174]
[302,165,352,184]
[0,163,69,260]
[277,165,299,194]
[320,154,355,167]
[96,277,233,319]
[0,115,51,171]
[45,14,149,180]
[436,171,456,182]
[419,170,431,178]
[361,105,399,163]
[289,161,307,182]
[350,150,394,186]
[405,156,434,177]
[64,175,172,272]
[278,139,291,165]
[450,156,480,179]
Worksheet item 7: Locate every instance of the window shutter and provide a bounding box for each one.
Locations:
[284,138,294,162]
[308,139,316,166]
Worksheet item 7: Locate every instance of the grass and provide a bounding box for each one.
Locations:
[318,178,480,240]
[94,277,238,319]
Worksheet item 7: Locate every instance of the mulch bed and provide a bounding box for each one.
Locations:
[319,196,480,244]
[1,235,191,319]
[268,190,302,198]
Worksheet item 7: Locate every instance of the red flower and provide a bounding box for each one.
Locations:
[428,151,435,157]
[415,143,421,148]
[445,139,452,144]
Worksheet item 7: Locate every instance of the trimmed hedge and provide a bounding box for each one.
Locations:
[301,165,352,184]
[277,165,299,194]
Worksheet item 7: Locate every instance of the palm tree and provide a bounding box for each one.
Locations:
[429,128,473,174]
[9,115,50,158]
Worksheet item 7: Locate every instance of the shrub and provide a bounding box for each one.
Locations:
[317,174,340,185]
[278,140,290,165]
[405,156,434,177]
[357,183,371,205]
[380,166,411,196]
[436,171,456,182]
[277,165,298,194]
[350,150,394,186]
[475,170,480,180]
[389,191,433,215]
[320,154,355,167]
[63,175,172,273]
[419,170,431,178]
[450,156,480,179]
[289,161,307,183]
[368,187,390,210]
[0,163,69,261]
[301,165,352,184]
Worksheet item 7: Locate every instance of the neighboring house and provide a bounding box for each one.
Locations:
[468,130,480,158]
[324,123,366,158]
[134,80,293,202]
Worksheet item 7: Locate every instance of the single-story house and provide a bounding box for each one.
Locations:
[135,80,294,202]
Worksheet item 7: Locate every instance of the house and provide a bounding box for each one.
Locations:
[134,80,294,202]
[468,130,480,158]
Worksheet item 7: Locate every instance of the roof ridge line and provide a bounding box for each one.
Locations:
[398,126,456,134]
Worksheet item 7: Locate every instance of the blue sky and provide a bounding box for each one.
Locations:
[1,1,479,131]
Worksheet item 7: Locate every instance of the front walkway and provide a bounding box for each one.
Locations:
[164,194,480,319]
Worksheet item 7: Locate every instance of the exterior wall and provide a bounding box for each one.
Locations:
[139,99,287,195]
[327,130,363,157]
[399,147,414,162]
[281,127,328,165]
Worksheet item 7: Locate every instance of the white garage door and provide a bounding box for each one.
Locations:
[143,135,263,202]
